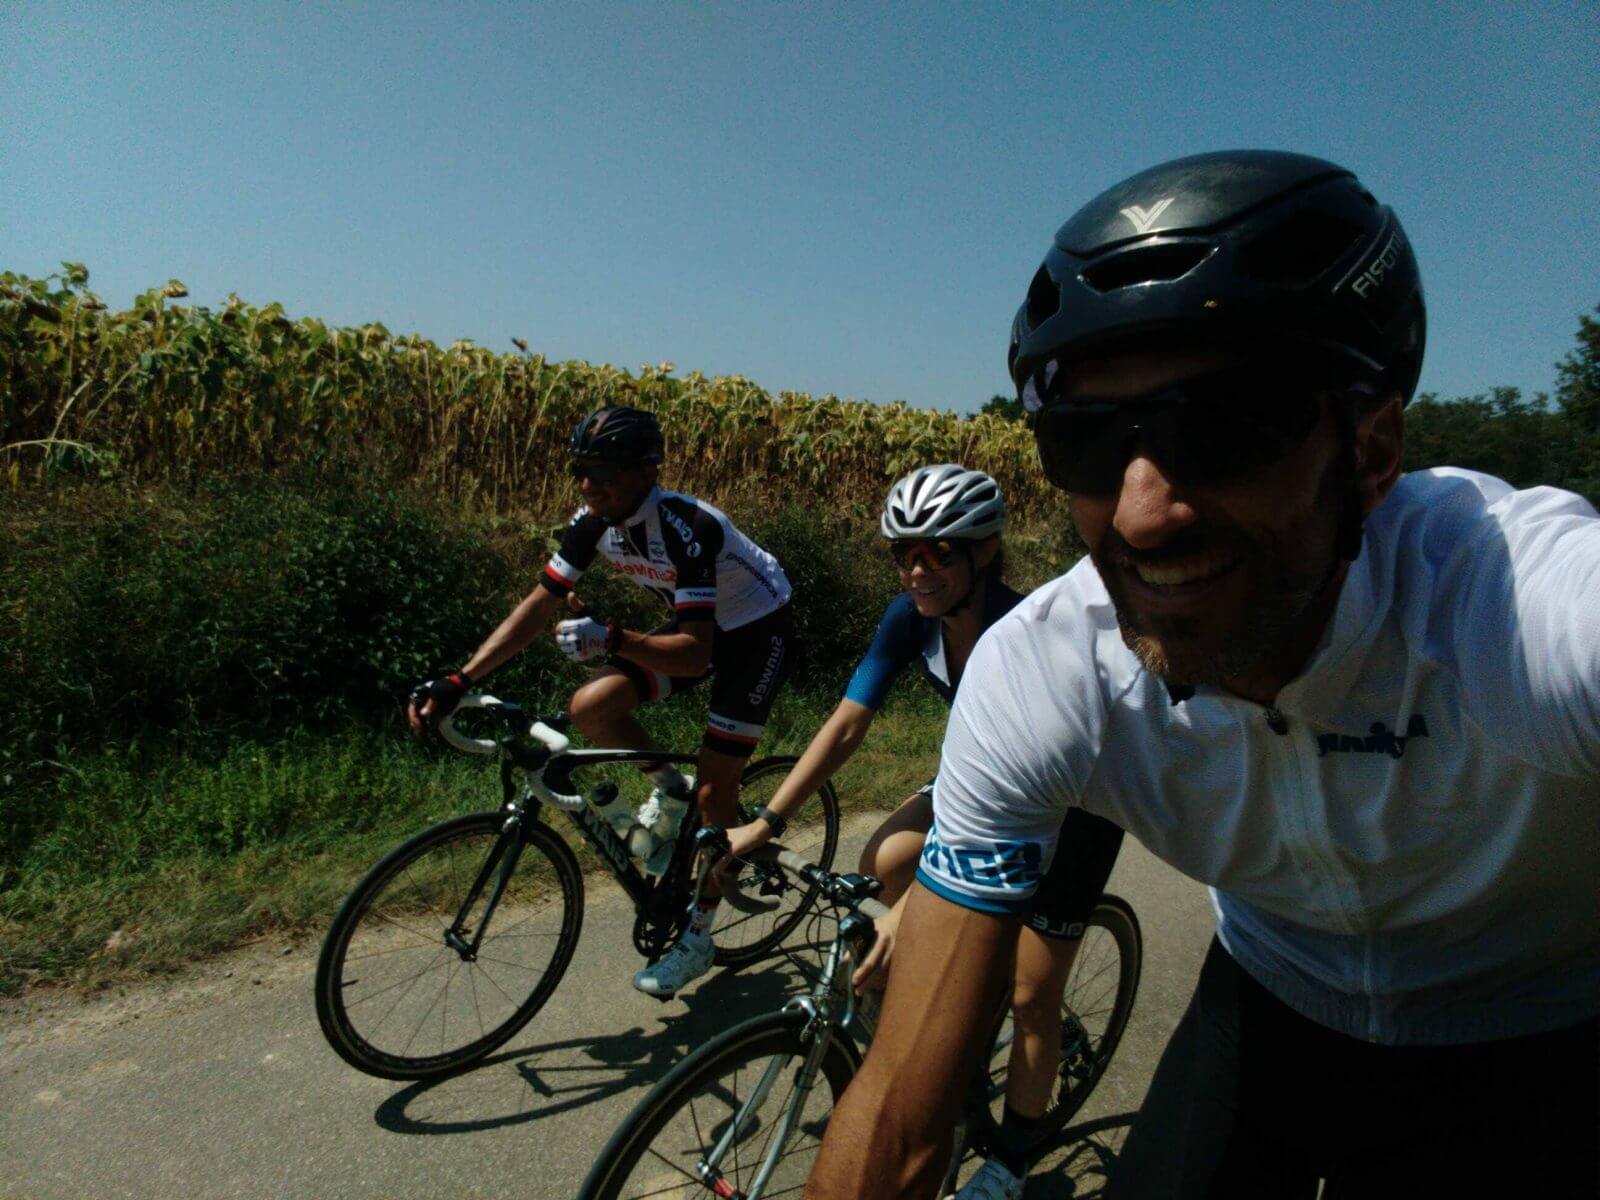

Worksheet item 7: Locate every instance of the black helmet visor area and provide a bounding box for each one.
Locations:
[568,405,665,464]
[1011,151,1425,407]
[1030,364,1354,496]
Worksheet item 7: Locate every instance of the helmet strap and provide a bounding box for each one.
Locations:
[942,544,983,615]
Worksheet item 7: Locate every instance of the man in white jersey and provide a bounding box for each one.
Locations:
[808,151,1599,1196]
[410,406,795,996]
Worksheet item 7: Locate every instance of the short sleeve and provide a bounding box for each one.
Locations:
[843,595,919,709]
[543,509,605,595]
[915,580,1110,914]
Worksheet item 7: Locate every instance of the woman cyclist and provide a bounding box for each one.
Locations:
[724,463,1127,1199]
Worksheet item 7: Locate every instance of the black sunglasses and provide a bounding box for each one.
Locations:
[1031,367,1340,495]
[569,459,630,484]
[889,539,961,571]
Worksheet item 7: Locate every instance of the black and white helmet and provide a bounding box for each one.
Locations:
[881,465,1006,540]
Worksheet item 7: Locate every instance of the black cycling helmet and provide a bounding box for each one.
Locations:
[569,406,665,465]
[1010,150,1426,409]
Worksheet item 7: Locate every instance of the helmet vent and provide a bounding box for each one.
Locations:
[1080,243,1211,293]
[1025,265,1061,328]
[1237,210,1364,285]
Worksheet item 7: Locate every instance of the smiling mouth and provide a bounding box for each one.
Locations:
[1125,554,1241,590]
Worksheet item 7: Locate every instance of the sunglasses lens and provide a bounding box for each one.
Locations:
[570,459,620,483]
[1034,370,1326,493]
[890,540,958,570]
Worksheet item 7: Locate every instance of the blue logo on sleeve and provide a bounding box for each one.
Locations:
[921,824,1043,892]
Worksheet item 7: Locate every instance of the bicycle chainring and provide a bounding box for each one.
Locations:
[632,899,687,960]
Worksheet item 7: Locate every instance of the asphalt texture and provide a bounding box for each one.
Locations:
[0,827,1214,1199]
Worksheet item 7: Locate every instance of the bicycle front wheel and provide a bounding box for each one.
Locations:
[315,812,584,1080]
[711,755,841,967]
[579,1010,859,1200]
[985,895,1143,1138]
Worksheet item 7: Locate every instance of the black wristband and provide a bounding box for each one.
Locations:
[756,806,787,838]
[605,623,623,655]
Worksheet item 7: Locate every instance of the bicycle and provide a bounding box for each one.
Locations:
[313,694,840,1081]
[578,842,1142,1199]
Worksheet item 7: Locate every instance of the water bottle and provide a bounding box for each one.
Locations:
[588,783,637,843]
[643,789,693,878]
[629,796,663,864]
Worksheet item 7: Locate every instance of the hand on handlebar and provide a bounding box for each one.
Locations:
[850,896,905,994]
[407,671,472,737]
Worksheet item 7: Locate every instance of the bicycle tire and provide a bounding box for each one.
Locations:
[579,1009,860,1200]
[314,812,584,1080]
[983,895,1143,1142]
[710,754,841,967]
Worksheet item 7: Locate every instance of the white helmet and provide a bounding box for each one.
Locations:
[880,465,1006,540]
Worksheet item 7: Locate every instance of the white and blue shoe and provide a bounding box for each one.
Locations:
[632,932,715,998]
[949,1157,1026,1200]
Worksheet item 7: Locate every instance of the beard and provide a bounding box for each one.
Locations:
[1091,454,1350,688]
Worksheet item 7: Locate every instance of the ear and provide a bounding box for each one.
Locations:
[971,536,1001,571]
[1353,395,1404,513]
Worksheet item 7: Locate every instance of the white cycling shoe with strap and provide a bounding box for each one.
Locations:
[631,931,715,998]
[948,1157,1026,1200]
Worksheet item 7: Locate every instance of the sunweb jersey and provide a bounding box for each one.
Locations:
[844,582,1026,709]
[919,468,1600,1045]
[541,485,790,631]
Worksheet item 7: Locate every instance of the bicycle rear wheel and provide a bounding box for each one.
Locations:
[985,895,1143,1139]
[579,1010,860,1200]
[711,755,841,967]
[315,812,583,1080]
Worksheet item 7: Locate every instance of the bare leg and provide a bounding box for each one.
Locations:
[692,745,746,900]
[1005,926,1082,1117]
[857,791,934,903]
[567,669,658,752]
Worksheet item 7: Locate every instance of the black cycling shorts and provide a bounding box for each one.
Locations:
[609,604,795,758]
[915,782,1125,942]
[1108,938,1600,1198]
[1026,807,1126,941]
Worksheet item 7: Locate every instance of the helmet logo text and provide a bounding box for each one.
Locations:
[1349,232,1402,300]
[1119,197,1174,235]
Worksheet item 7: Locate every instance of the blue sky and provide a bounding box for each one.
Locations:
[3,2,1596,412]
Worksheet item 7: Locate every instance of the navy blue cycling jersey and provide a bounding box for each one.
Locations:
[843,581,1025,709]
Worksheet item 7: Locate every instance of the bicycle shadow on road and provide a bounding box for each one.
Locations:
[1022,1111,1136,1199]
[371,961,804,1137]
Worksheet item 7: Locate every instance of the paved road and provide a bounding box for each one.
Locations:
[0,831,1213,1199]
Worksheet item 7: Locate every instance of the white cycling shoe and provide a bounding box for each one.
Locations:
[948,1157,1026,1200]
[632,933,715,998]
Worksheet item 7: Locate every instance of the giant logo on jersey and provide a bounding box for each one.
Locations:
[920,824,1042,892]
[660,506,703,558]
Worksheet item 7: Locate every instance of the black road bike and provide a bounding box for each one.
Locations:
[579,842,1142,1199]
[314,695,840,1080]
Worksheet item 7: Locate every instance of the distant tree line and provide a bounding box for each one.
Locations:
[976,305,1600,506]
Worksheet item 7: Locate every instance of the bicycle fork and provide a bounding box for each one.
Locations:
[444,814,526,961]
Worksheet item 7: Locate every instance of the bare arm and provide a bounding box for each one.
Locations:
[806,882,1016,1198]
[461,582,563,680]
[726,700,875,858]
[610,620,715,677]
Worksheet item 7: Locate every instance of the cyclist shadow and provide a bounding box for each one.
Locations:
[1023,1111,1137,1199]
[371,961,807,1137]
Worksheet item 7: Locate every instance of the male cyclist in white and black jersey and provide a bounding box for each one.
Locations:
[410,405,795,997]
[808,151,1599,1197]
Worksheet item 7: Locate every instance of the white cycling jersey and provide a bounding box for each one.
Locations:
[542,485,791,631]
[921,468,1600,1045]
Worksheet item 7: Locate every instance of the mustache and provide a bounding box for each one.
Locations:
[1097,525,1252,567]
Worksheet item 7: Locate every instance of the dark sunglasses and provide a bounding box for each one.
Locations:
[569,459,629,484]
[889,539,962,571]
[1031,368,1338,495]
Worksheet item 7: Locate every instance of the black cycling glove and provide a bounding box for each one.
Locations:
[411,669,474,722]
